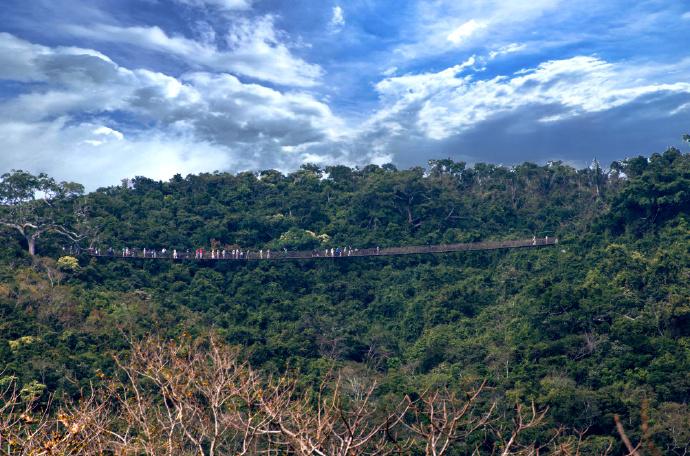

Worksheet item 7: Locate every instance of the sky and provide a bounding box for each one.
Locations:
[0,0,689,189]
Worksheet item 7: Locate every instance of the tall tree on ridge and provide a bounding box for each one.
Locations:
[0,170,85,255]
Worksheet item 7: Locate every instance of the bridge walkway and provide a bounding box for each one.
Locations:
[83,237,558,261]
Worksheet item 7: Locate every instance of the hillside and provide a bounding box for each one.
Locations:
[1,149,689,453]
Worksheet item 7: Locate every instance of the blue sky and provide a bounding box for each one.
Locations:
[1,0,689,188]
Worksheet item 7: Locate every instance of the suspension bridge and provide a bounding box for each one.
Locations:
[83,237,558,261]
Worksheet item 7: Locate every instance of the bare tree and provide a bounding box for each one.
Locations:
[614,400,663,456]
[403,380,495,456]
[492,402,549,456]
[254,370,410,455]
[3,335,626,455]
[108,335,267,455]
[549,427,614,456]
[0,377,113,455]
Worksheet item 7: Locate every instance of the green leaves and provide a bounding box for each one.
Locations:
[1,150,690,450]
[0,170,86,255]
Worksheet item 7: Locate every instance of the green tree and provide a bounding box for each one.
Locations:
[0,170,85,255]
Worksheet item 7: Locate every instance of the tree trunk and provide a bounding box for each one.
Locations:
[27,236,36,256]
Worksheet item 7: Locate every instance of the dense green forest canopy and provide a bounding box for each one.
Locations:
[1,147,689,453]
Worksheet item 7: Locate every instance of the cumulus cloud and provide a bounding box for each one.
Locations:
[2,0,690,191]
[381,93,690,171]
[367,56,690,141]
[0,118,235,189]
[0,33,343,188]
[349,54,690,170]
[0,33,116,83]
[65,15,322,87]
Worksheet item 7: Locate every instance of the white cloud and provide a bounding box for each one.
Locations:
[447,19,486,45]
[65,16,322,87]
[0,119,235,189]
[489,42,526,59]
[173,0,253,11]
[0,33,345,188]
[669,102,690,116]
[0,32,116,82]
[682,11,690,20]
[374,56,477,104]
[395,0,561,61]
[93,126,124,140]
[331,6,345,28]
[369,55,690,141]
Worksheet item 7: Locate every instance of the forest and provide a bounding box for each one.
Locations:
[0,145,688,454]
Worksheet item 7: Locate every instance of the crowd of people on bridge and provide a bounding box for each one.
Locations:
[72,236,555,261]
[77,244,375,260]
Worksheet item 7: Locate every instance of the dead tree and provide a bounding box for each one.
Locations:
[109,335,267,456]
[255,372,409,455]
[492,402,549,456]
[0,377,114,455]
[0,335,593,455]
[403,380,495,456]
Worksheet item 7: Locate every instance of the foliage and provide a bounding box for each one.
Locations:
[0,170,85,255]
[273,227,325,250]
[1,145,689,453]
[56,256,80,272]
[0,335,590,455]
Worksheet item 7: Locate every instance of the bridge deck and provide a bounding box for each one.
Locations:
[84,237,558,261]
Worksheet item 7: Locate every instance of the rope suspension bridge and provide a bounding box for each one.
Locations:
[82,237,558,262]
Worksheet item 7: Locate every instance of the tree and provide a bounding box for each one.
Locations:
[0,335,574,455]
[273,227,323,250]
[0,170,84,255]
[404,381,495,456]
[428,159,466,178]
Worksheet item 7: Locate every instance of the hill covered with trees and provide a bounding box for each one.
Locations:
[0,146,689,454]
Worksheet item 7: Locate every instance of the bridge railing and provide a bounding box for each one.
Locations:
[83,237,557,261]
